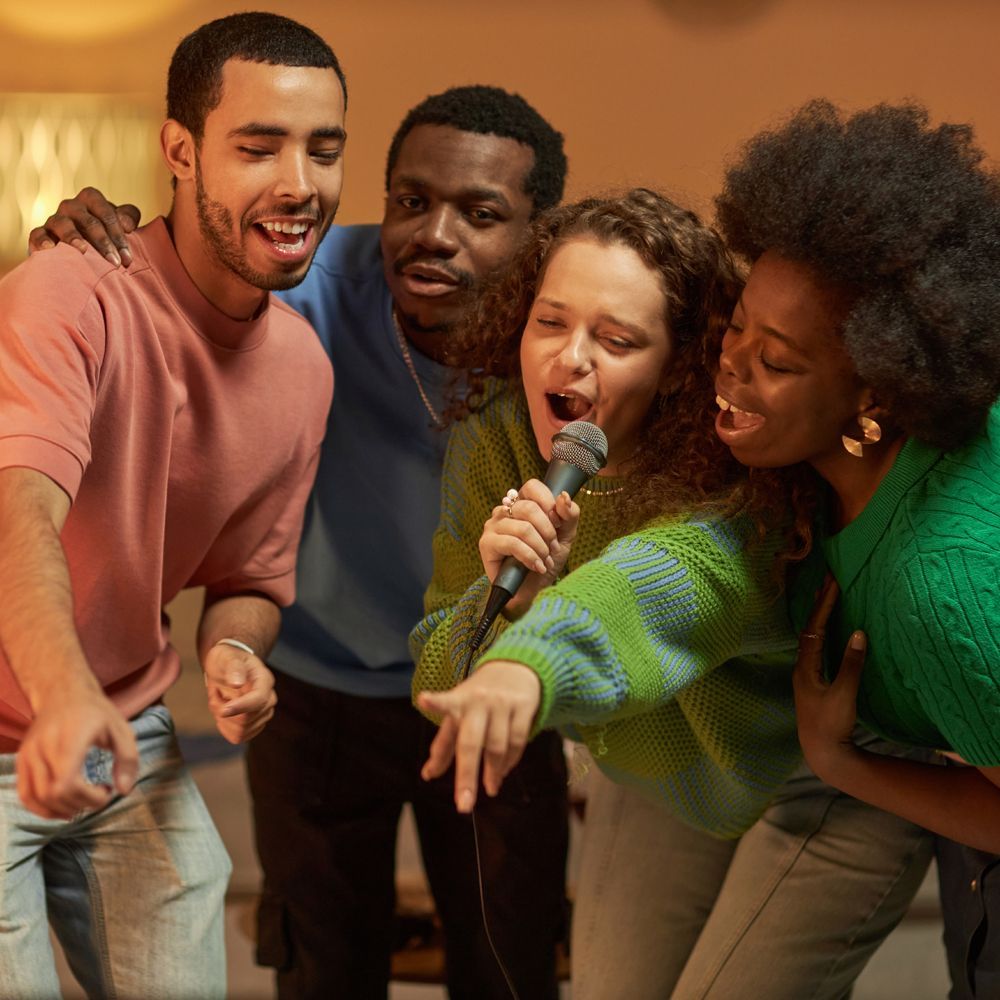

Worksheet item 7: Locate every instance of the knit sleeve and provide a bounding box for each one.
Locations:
[481,517,786,732]
[894,544,1000,765]
[410,385,542,700]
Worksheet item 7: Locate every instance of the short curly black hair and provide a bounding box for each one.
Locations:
[168,12,346,141]
[715,99,1000,449]
[384,85,566,217]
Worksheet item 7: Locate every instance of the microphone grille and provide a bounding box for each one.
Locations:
[551,420,608,477]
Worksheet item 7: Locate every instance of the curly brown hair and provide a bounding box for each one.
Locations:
[444,188,799,537]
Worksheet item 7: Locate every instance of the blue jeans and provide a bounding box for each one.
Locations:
[0,705,231,999]
[572,761,933,1000]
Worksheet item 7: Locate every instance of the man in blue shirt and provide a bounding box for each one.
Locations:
[35,85,569,999]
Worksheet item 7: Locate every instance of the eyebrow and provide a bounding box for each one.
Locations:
[735,295,807,354]
[536,298,650,339]
[391,175,512,210]
[228,123,347,141]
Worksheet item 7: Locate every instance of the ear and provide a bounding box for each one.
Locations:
[855,385,888,423]
[161,120,196,183]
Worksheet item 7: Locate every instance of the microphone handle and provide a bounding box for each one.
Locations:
[472,459,593,654]
[493,458,591,594]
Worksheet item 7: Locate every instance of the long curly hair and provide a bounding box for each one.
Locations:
[445,189,788,533]
[716,99,1000,450]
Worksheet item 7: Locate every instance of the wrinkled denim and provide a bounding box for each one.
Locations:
[0,705,231,1000]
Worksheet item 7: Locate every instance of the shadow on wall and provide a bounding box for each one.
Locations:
[652,0,779,29]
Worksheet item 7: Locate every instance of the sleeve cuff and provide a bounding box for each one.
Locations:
[0,436,85,500]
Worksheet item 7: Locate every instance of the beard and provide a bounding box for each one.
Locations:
[194,159,329,292]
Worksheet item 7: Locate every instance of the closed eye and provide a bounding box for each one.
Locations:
[757,353,794,374]
[603,335,636,351]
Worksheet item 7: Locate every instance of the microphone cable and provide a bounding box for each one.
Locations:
[461,640,521,999]
[453,420,608,996]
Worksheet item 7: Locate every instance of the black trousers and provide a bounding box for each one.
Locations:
[937,836,1000,999]
[246,669,569,1000]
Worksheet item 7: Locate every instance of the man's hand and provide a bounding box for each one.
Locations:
[17,682,138,819]
[792,576,867,780]
[28,187,141,268]
[203,641,277,744]
[417,660,541,812]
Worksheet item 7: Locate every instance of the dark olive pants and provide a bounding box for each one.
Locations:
[246,670,569,1000]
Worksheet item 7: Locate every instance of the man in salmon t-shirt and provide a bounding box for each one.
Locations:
[0,13,343,999]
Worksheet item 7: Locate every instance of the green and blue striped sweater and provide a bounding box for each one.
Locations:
[411,383,800,837]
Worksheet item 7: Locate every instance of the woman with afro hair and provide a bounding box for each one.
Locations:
[417,183,935,996]
[713,99,1000,999]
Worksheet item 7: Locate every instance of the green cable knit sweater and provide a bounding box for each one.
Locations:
[789,403,1000,766]
[411,382,800,837]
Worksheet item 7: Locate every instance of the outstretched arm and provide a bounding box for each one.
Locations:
[794,578,1000,852]
[28,187,141,267]
[0,468,139,818]
[418,518,786,814]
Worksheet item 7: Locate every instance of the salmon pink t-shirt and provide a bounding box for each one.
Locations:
[0,218,333,744]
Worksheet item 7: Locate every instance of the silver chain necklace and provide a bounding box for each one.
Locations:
[391,310,445,429]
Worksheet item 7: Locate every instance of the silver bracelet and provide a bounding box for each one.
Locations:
[214,637,256,657]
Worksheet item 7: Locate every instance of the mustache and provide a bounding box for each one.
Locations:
[243,203,322,230]
[392,254,475,291]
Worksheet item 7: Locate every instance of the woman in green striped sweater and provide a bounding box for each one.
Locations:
[711,101,1000,999]
[413,189,931,998]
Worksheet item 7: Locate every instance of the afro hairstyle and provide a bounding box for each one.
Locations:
[716,99,1000,449]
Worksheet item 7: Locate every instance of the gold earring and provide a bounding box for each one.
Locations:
[842,416,882,457]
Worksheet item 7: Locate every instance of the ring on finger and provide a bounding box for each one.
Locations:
[501,488,518,517]
[797,631,823,651]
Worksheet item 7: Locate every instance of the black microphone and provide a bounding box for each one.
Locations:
[468,420,609,658]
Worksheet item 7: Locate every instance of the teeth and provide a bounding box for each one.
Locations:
[261,221,310,235]
[716,395,756,416]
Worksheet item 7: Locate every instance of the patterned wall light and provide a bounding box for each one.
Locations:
[0,93,165,265]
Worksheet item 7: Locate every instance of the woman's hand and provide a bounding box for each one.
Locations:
[792,576,867,781]
[417,660,541,812]
[479,478,580,616]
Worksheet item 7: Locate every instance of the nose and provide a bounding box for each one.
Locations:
[718,329,751,383]
[273,148,318,205]
[411,204,459,256]
[554,325,593,375]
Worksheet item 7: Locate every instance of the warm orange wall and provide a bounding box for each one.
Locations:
[3,0,999,226]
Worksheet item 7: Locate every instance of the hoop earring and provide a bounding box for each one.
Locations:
[842,416,882,457]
